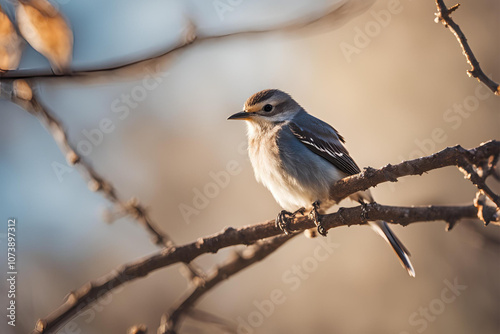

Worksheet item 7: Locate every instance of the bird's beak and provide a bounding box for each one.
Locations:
[227,111,252,121]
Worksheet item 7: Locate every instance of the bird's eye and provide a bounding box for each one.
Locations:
[263,104,273,112]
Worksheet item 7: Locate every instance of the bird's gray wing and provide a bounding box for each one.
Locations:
[288,119,361,176]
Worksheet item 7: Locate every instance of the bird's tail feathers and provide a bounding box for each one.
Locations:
[369,221,415,277]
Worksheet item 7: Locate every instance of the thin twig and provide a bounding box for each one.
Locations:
[459,163,500,208]
[0,1,374,81]
[158,233,298,334]
[16,92,173,244]
[1,81,206,281]
[434,0,500,95]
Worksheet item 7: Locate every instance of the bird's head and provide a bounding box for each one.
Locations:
[228,89,302,126]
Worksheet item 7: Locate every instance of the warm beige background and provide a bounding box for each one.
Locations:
[0,0,499,333]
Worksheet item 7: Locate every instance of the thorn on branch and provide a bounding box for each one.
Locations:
[433,3,460,25]
[448,3,461,15]
[446,219,457,231]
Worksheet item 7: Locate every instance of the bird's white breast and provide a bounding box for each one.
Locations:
[246,122,339,211]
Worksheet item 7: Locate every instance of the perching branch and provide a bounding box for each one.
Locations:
[434,0,500,95]
[31,139,500,333]
[33,203,498,333]
[157,233,298,334]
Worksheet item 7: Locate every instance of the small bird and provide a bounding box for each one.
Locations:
[228,89,415,277]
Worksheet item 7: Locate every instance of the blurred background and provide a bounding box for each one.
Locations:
[0,0,499,333]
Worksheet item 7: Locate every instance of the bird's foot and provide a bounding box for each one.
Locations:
[275,210,292,234]
[360,201,372,222]
[309,200,327,236]
[275,207,306,235]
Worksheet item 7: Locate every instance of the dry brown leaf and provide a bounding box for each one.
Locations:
[16,0,73,74]
[0,5,23,72]
[13,79,33,100]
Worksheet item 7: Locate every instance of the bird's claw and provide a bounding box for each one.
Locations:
[276,210,292,235]
[275,207,306,235]
[360,201,370,222]
[309,200,327,236]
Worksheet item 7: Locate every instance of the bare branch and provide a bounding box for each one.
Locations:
[158,233,298,334]
[459,164,500,208]
[329,141,500,203]
[14,91,173,244]
[31,201,498,333]
[434,0,500,95]
[0,0,375,81]
[0,81,206,281]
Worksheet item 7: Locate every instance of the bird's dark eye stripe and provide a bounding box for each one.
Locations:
[263,104,273,112]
